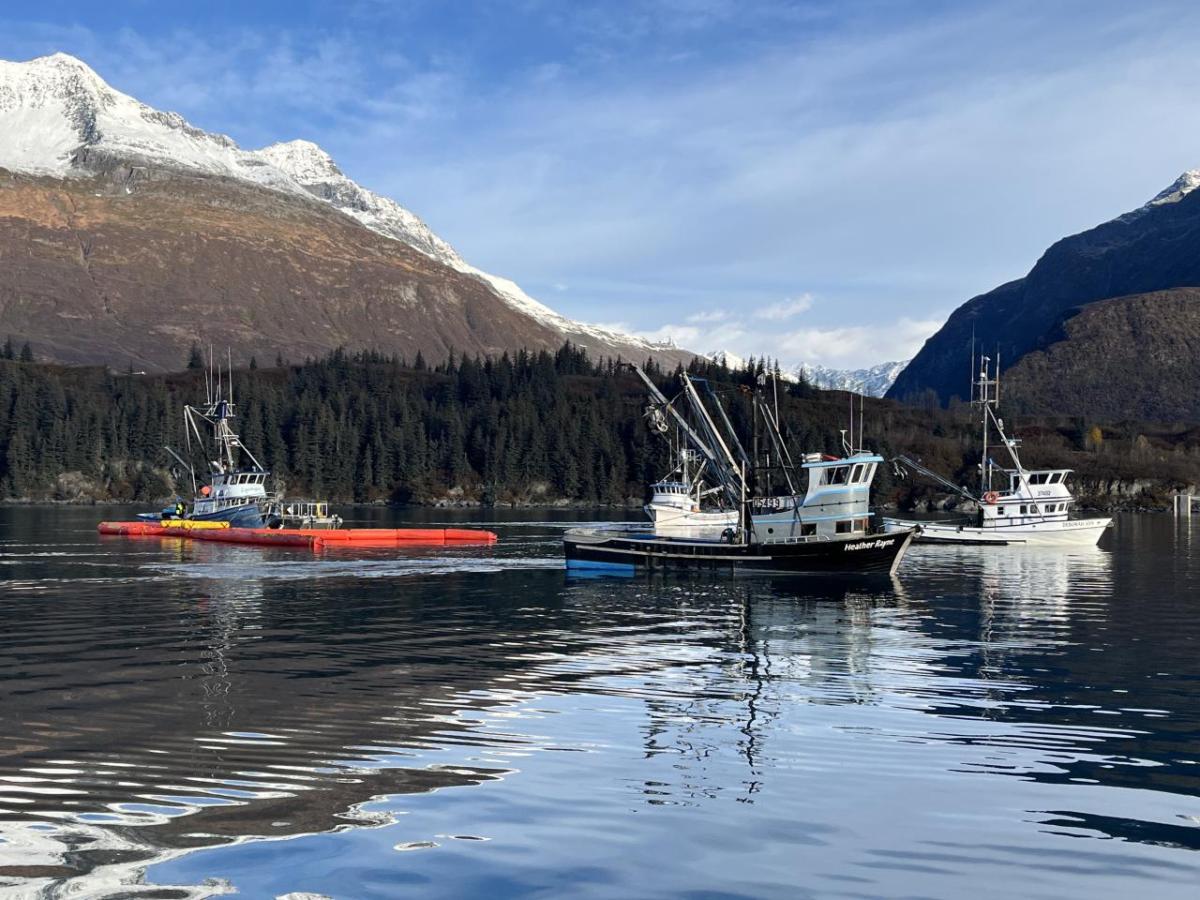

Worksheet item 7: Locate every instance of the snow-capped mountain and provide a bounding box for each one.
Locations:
[706,349,906,397]
[0,53,304,194]
[1145,169,1200,208]
[708,349,748,370]
[0,52,676,362]
[797,360,909,397]
[889,167,1200,408]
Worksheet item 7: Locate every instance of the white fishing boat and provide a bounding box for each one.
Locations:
[644,449,739,531]
[882,356,1111,546]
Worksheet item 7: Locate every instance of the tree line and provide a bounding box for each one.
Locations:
[1,342,1197,507]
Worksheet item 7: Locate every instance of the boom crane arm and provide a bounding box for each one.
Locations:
[627,365,744,508]
[891,455,980,503]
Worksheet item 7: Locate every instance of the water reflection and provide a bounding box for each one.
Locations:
[0,509,1197,898]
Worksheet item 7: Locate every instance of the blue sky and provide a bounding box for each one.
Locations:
[5,0,1200,367]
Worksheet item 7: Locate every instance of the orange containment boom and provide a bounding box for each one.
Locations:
[97,522,498,550]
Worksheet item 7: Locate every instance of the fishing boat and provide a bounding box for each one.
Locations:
[566,367,916,575]
[644,450,739,531]
[139,353,341,530]
[882,356,1111,546]
[563,526,913,576]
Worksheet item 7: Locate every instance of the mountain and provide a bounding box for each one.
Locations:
[797,360,908,397]
[887,168,1200,417]
[0,53,690,370]
[998,288,1200,421]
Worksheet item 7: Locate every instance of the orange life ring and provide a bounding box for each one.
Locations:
[200,485,212,497]
[983,491,999,505]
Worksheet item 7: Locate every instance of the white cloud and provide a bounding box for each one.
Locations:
[686,309,730,323]
[637,307,944,370]
[754,294,813,320]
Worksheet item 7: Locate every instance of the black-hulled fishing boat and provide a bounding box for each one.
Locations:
[564,367,916,576]
[564,526,913,576]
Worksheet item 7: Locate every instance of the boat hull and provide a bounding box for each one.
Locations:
[882,516,1112,546]
[184,503,268,529]
[645,504,739,530]
[564,528,915,576]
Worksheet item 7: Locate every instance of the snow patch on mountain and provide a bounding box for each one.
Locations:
[257,139,464,265]
[0,52,673,356]
[708,349,747,370]
[1146,170,1200,208]
[260,139,662,349]
[0,53,305,195]
[706,350,906,397]
[797,360,909,397]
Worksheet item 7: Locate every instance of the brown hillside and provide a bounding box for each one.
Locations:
[0,169,687,371]
[1001,288,1200,421]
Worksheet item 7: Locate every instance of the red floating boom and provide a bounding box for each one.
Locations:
[97,522,498,549]
[181,527,322,548]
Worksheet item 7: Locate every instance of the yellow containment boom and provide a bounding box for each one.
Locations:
[159,519,231,530]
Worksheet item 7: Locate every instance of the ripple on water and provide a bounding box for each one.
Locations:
[0,509,1197,898]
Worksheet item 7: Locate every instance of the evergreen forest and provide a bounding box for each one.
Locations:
[1,342,1198,509]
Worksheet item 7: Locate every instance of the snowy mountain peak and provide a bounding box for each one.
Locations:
[709,349,747,370]
[0,51,675,358]
[16,51,100,88]
[1146,169,1200,208]
[258,139,343,182]
[0,52,295,191]
[797,360,910,397]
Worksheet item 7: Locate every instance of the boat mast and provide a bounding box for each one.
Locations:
[973,355,996,494]
[752,390,797,495]
[972,355,1026,493]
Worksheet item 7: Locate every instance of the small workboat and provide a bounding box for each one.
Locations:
[139,353,341,529]
[882,355,1111,546]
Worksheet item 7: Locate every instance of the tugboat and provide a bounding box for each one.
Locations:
[882,355,1111,546]
[565,367,916,575]
[140,354,341,529]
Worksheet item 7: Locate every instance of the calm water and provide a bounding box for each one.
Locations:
[0,506,1198,899]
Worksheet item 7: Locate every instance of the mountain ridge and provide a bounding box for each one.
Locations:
[888,168,1200,413]
[798,360,908,397]
[0,52,683,368]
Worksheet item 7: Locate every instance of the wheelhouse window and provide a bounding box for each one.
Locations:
[997,506,1006,516]
[835,520,854,533]
[850,464,864,483]
[828,467,850,485]
[1020,505,1028,514]
[801,523,816,536]
[1050,473,1065,483]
